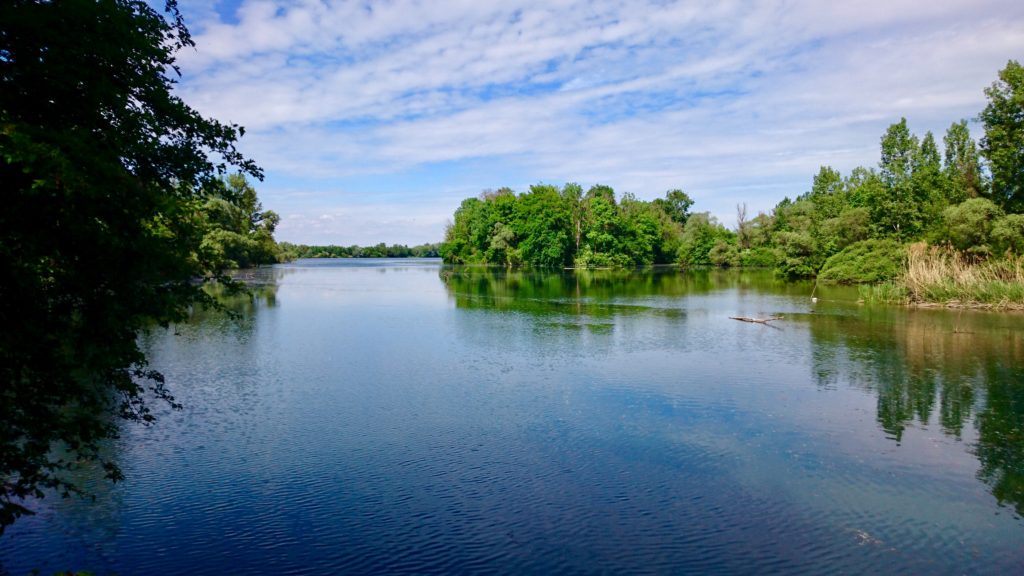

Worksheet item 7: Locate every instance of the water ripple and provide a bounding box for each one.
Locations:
[2,265,1023,575]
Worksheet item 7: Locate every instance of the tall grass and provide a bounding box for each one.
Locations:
[863,243,1024,309]
[858,281,909,305]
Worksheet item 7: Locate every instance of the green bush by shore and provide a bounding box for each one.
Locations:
[818,239,906,284]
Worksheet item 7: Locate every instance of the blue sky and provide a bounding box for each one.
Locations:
[172,0,1024,246]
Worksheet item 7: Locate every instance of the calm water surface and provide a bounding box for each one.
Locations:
[2,258,1023,574]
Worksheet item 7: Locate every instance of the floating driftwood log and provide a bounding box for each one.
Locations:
[729,316,783,324]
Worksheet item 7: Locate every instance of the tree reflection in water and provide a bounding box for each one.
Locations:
[806,306,1024,515]
[443,266,1024,516]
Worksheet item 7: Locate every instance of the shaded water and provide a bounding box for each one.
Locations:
[1,259,1022,574]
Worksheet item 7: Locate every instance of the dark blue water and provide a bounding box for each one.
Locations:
[2,259,1022,574]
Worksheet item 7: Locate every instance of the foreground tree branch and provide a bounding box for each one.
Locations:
[0,0,260,532]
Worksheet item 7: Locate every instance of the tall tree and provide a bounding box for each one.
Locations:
[912,131,946,228]
[880,118,918,190]
[0,0,260,530]
[513,185,572,267]
[979,60,1024,213]
[915,131,942,176]
[653,189,694,225]
[875,118,922,239]
[805,165,846,221]
[943,119,985,202]
[561,182,585,254]
[736,203,751,249]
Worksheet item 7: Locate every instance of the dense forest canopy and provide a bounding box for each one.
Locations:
[0,0,266,530]
[442,185,696,268]
[441,60,1024,282]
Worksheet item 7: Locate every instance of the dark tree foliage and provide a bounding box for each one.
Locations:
[0,0,260,530]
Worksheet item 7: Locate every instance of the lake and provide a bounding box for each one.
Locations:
[1,258,1022,574]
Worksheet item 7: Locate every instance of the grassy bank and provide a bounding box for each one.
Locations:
[860,243,1024,309]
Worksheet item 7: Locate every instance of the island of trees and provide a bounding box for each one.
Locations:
[441,60,1024,306]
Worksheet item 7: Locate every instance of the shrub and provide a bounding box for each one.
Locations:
[940,198,1004,251]
[773,230,819,278]
[708,239,740,267]
[992,214,1024,254]
[818,239,906,283]
[739,247,780,268]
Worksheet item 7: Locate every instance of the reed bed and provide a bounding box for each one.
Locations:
[860,243,1024,309]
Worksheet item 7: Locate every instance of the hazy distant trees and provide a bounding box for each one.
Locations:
[279,242,442,259]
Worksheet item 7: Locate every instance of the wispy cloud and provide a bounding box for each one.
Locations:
[174,0,1024,245]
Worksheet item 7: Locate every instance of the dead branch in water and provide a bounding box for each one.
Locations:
[730,316,783,324]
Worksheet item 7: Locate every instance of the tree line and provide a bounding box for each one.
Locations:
[280,241,441,259]
[199,178,448,265]
[442,60,1024,282]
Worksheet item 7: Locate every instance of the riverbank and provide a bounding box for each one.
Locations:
[859,244,1024,310]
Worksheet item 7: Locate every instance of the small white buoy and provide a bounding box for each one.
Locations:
[811,297,818,303]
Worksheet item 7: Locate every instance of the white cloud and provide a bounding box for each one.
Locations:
[277,202,456,246]
[170,0,1024,244]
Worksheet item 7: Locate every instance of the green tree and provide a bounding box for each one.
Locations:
[442,197,487,263]
[708,237,740,267]
[979,60,1024,213]
[991,214,1024,254]
[513,185,573,267]
[943,119,985,203]
[444,184,689,268]
[579,188,622,266]
[800,166,856,258]
[844,166,883,209]
[653,189,694,225]
[940,198,1004,254]
[876,118,923,239]
[487,222,518,266]
[201,174,280,268]
[617,193,668,266]
[561,182,585,255]
[880,118,918,190]
[771,199,821,277]
[677,213,734,267]
[912,131,947,232]
[805,166,845,221]
[0,0,260,530]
